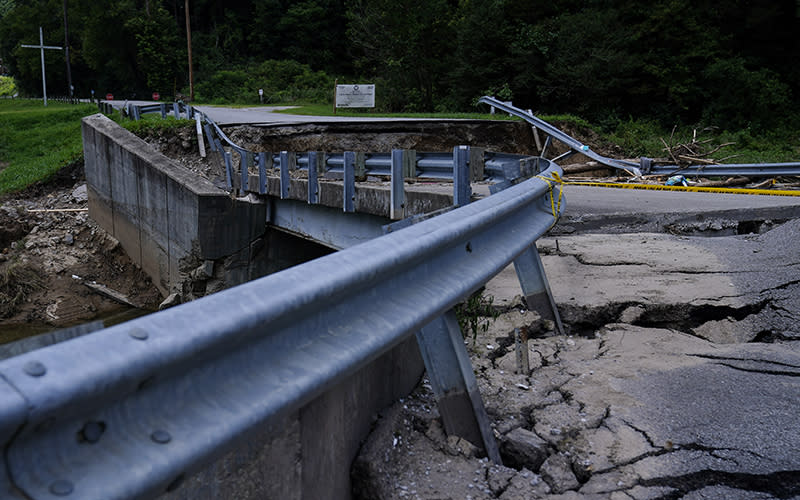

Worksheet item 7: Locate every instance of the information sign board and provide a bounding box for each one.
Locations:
[335,84,375,108]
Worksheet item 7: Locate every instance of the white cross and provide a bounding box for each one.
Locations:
[21,27,63,106]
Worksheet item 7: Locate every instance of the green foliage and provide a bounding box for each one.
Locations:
[0,0,14,20]
[346,0,457,112]
[121,115,194,136]
[0,76,16,96]
[195,60,333,104]
[0,0,798,131]
[606,118,800,164]
[455,290,499,343]
[700,58,792,131]
[124,5,182,96]
[0,100,94,194]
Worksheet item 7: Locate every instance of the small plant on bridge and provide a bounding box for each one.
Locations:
[455,289,499,343]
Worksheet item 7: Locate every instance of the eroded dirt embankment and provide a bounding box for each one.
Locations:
[0,161,161,343]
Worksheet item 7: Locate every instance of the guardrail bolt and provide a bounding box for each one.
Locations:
[80,421,106,444]
[128,328,149,341]
[151,429,172,444]
[466,242,473,253]
[23,361,47,377]
[49,479,74,496]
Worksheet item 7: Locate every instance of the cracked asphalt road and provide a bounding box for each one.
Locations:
[353,219,800,500]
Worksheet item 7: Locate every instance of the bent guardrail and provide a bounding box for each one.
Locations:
[0,159,564,500]
[479,96,800,180]
[479,96,644,176]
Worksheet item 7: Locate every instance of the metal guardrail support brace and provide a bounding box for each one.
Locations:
[540,135,552,160]
[470,147,485,182]
[390,150,406,220]
[416,311,502,464]
[454,146,471,207]
[343,151,356,212]
[241,151,252,194]
[308,151,322,204]
[513,246,564,335]
[223,151,234,190]
[258,152,269,195]
[280,151,296,200]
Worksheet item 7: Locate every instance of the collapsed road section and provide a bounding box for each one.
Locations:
[352,216,800,500]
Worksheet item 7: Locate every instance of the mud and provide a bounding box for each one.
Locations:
[0,160,162,344]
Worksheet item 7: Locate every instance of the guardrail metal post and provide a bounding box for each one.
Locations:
[280,151,296,200]
[540,135,552,159]
[224,150,233,190]
[416,311,502,464]
[354,151,366,181]
[404,150,417,179]
[195,113,206,158]
[454,146,471,207]
[241,151,252,194]
[172,102,180,119]
[470,147,485,182]
[258,152,269,195]
[513,246,564,335]
[160,103,167,119]
[344,151,356,212]
[308,151,322,204]
[390,150,406,220]
[204,124,217,152]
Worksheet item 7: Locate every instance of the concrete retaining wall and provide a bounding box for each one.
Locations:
[159,336,423,500]
[81,114,426,499]
[82,114,268,297]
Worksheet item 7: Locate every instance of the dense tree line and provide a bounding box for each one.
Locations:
[1,0,798,130]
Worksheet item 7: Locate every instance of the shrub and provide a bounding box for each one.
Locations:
[0,75,16,97]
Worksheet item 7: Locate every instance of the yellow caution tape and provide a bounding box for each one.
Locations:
[535,171,565,217]
[563,181,800,197]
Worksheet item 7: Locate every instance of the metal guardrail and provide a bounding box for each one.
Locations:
[639,161,800,178]
[0,158,564,500]
[479,96,644,176]
[119,102,540,214]
[479,96,800,179]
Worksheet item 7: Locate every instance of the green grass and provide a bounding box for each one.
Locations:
[121,114,194,135]
[0,100,97,195]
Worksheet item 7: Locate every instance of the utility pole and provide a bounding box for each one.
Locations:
[63,0,73,98]
[21,27,63,106]
[185,0,194,101]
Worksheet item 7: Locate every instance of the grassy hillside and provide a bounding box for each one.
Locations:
[0,100,97,195]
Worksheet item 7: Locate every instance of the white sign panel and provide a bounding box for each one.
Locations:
[336,84,375,108]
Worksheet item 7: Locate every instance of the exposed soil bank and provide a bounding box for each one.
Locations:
[0,161,161,343]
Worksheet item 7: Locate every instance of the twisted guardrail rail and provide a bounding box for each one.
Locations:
[479,96,800,179]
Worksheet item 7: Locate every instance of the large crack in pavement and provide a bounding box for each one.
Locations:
[352,220,800,500]
[640,469,800,500]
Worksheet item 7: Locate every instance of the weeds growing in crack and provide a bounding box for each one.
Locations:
[455,289,499,344]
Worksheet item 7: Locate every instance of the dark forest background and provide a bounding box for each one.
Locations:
[2,0,799,131]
